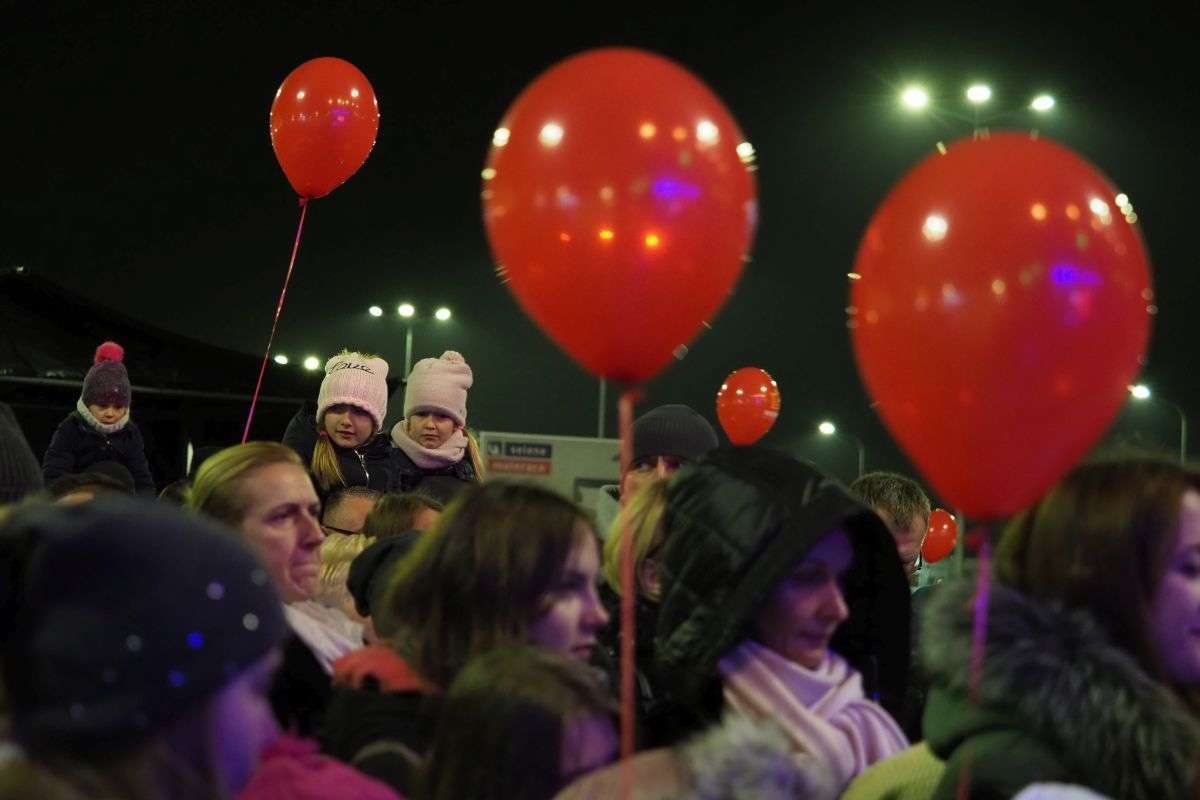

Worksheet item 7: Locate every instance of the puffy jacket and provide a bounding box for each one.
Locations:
[42,411,155,493]
[282,405,397,497]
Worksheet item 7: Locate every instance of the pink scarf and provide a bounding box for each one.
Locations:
[718,640,908,790]
[390,423,467,469]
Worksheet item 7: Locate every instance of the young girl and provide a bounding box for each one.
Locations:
[389,351,482,502]
[283,351,395,497]
[42,341,155,493]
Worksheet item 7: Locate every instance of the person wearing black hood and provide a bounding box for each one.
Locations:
[652,447,910,792]
[282,351,397,499]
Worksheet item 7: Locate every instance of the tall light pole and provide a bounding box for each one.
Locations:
[1129,384,1188,464]
[374,303,451,377]
[817,420,866,478]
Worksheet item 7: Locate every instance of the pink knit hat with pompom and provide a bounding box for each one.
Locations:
[403,350,473,426]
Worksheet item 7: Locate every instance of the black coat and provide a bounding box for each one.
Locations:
[269,634,332,738]
[42,411,155,493]
[652,448,910,744]
[388,445,477,505]
[282,406,398,497]
[921,579,1200,800]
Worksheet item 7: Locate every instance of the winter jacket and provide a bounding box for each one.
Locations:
[652,448,910,744]
[41,411,154,493]
[388,446,477,505]
[919,579,1200,800]
[282,405,398,497]
[238,735,402,800]
[319,650,438,797]
[270,634,332,738]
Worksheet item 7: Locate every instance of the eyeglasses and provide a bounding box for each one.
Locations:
[321,524,359,536]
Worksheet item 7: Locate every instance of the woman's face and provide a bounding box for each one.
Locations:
[237,463,324,603]
[323,403,375,449]
[406,411,457,449]
[1150,489,1200,685]
[527,525,611,661]
[207,649,282,796]
[753,529,852,669]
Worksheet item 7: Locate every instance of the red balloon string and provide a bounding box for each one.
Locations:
[968,538,992,703]
[242,199,310,444]
[617,386,641,799]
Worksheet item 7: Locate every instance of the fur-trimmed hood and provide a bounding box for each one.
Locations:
[921,578,1199,800]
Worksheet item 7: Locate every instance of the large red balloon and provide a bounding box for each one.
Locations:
[922,509,958,564]
[717,367,781,445]
[851,133,1152,520]
[482,48,758,383]
[270,57,379,199]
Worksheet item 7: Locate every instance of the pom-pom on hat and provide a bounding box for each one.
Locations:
[403,350,473,426]
[316,351,390,433]
[81,341,131,408]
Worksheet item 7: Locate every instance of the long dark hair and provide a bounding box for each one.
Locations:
[419,647,616,800]
[996,456,1200,692]
[384,482,593,688]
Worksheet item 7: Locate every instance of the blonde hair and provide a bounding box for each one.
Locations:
[317,532,370,618]
[602,478,670,599]
[466,430,485,481]
[310,348,383,492]
[188,442,303,527]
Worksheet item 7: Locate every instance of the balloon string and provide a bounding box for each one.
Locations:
[242,199,310,443]
[617,386,641,800]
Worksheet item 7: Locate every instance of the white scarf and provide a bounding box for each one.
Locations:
[284,601,363,674]
[76,398,130,435]
[718,640,908,791]
[390,423,467,469]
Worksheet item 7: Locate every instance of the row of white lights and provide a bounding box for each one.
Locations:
[900,83,1055,112]
[367,303,452,321]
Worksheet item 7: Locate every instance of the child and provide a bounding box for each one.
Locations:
[42,341,155,493]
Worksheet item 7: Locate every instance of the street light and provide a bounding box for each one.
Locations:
[817,420,866,477]
[1128,384,1188,464]
[374,303,454,377]
[368,305,383,318]
[1030,94,1055,112]
[398,303,415,319]
[900,85,930,111]
[965,84,992,105]
[273,354,289,365]
[303,356,321,371]
[434,307,452,322]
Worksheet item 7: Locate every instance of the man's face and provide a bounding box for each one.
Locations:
[882,510,928,580]
[620,455,685,503]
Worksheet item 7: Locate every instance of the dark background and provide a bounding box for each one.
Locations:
[3,0,1195,489]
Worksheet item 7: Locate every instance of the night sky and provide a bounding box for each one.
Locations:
[4,1,1196,489]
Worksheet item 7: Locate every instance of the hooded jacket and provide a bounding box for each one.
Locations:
[920,579,1199,800]
[652,448,910,742]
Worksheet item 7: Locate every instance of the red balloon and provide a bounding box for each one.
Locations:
[922,509,958,563]
[270,57,379,199]
[482,48,758,383]
[716,367,781,445]
[851,133,1152,520]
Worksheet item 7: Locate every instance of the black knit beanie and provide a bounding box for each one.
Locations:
[347,531,420,619]
[0,402,43,503]
[81,341,131,408]
[0,497,286,753]
[631,404,720,464]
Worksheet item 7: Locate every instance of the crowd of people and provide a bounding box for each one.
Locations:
[1,340,1197,799]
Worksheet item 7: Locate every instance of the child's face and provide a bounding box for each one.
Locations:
[88,403,128,425]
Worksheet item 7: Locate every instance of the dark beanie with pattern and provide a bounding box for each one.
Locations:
[0,497,286,753]
[81,341,131,408]
[0,402,43,503]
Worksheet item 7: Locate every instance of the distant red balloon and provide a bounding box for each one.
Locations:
[922,509,958,563]
[716,367,781,445]
[270,57,379,199]
[851,133,1152,520]
[482,48,758,383]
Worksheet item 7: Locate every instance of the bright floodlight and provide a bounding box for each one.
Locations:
[1129,384,1151,400]
[818,421,837,436]
[900,85,930,110]
[273,354,289,365]
[1030,94,1055,112]
[966,84,992,104]
[368,305,383,317]
[303,356,321,371]
[434,307,452,322]
[398,303,416,318]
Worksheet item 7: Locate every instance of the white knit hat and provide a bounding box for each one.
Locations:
[403,350,473,426]
[316,352,389,433]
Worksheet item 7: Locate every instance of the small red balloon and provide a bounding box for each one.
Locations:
[483,48,758,383]
[270,57,379,199]
[716,367,781,445]
[922,509,958,563]
[851,133,1152,520]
